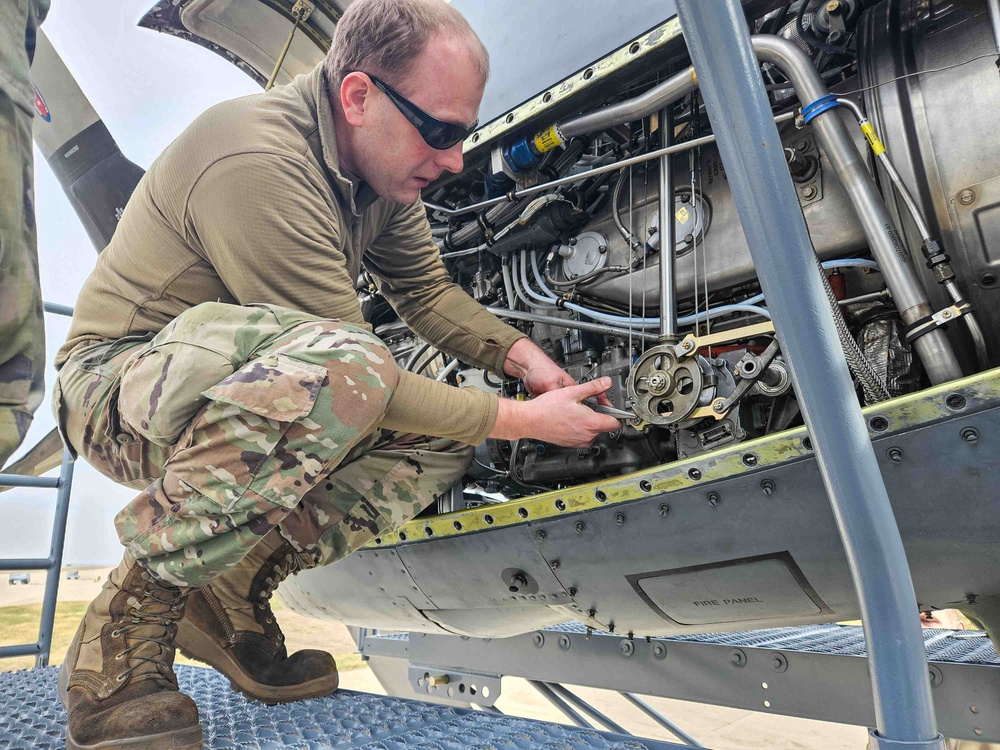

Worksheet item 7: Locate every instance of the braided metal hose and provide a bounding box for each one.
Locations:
[817,258,890,404]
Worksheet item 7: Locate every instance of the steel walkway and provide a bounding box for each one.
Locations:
[0,664,690,750]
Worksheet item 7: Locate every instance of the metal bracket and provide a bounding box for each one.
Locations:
[677,321,776,357]
[904,301,973,344]
[409,664,502,706]
[291,0,314,21]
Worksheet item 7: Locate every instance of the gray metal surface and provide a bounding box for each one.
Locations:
[0,665,688,750]
[859,1,1000,370]
[675,1,940,744]
[361,623,1000,742]
[284,376,1000,639]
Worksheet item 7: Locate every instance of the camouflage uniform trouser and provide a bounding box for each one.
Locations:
[0,85,45,468]
[53,302,473,588]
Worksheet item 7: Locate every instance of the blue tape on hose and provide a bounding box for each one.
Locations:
[801,94,840,124]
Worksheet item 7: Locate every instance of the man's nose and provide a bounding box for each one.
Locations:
[435,142,464,174]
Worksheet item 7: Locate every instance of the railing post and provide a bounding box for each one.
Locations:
[35,447,75,667]
[671,2,944,748]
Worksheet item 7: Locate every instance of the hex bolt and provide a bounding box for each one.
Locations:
[532,632,545,648]
[803,185,817,199]
[575,521,587,534]
[708,492,720,507]
[887,447,904,463]
[761,480,775,496]
[659,503,671,517]
[620,640,635,657]
[959,189,976,205]
[615,513,627,526]
[962,427,980,444]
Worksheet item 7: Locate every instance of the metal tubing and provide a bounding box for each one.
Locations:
[658,107,678,341]
[35,447,75,666]
[485,306,660,342]
[621,693,704,748]
[751,35,960,385]
[547,683,631,735]
[527,680,592,729]
[989,0,1000,60]
[0,558,53,571]
[676,3,942,747]
[559,68,698,139]
[423,113,796,218]
[0,474,60,488]
[43,301,74,317]
[0,644,40,659]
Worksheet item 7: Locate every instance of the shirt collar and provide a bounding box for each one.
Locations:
[300,63,380,216]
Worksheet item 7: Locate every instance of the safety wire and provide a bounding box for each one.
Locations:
[627,123,635,355]
[641,118,651,357]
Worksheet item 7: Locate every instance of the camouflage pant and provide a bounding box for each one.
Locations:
[54,302,473,588]
[0,89,45,468]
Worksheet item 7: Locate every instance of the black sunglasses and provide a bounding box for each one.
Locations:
[365,73,478,151]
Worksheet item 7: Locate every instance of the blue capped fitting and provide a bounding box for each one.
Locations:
[503,137,543,173]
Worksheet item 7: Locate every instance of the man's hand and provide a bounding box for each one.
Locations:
[490,377,623,448]
[503,337,611,405]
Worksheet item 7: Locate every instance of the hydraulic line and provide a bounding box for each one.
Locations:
[817,257,891,403]
[485,306,659,342]
[422,113,797,219]
[835,97,989,369]
[751,35,961,385]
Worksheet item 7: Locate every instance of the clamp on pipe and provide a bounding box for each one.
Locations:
[904,301,974,344]
[801,93,841,123]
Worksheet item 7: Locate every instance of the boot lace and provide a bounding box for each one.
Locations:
[112,570,186,683]
[256,552,300,641]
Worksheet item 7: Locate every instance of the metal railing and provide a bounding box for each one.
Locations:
[0,302,77,667]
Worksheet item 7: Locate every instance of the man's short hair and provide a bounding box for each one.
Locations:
[325,0,489,95]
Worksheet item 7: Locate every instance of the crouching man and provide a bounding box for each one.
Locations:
[52,1,620,748]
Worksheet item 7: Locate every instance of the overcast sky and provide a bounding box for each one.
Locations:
[2,1,260,565]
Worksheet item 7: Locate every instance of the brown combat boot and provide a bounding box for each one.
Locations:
[58,553,201,750]
[175,530,338,704]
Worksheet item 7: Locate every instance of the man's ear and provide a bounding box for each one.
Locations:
[340,72,372,127]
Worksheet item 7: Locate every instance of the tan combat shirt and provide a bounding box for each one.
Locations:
[57,63,526,444]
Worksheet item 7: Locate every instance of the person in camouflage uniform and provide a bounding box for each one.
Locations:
[0,0,49,469]
[53,0,620,747]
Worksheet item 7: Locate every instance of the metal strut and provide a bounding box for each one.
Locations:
[673,2,944,748]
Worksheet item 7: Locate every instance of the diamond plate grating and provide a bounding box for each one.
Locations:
[366,623,1000,665]
[0,665,687,750]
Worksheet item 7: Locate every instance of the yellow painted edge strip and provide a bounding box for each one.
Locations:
[367,366,1000,548]
[461,18,683,154]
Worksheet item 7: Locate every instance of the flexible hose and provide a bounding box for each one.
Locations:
[817,258,891,403]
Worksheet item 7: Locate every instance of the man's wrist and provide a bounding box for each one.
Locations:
[490,397,534,440]
[502,337,546,380]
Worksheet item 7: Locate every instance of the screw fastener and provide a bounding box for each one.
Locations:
[959,189,976,205]
[708,492,720,507]
[962,427,980,444]
[761,480,775,495]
